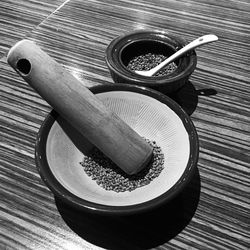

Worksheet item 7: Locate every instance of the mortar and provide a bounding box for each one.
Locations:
[35,84,199,215]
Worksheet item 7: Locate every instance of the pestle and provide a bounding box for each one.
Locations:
[7,40,153,175]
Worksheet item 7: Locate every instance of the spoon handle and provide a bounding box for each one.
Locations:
[150,34,218,76]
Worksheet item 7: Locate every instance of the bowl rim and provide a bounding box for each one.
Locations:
[105,29,197,87]
[35,84,199,215]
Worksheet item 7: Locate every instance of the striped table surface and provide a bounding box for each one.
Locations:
[0,0,249,249]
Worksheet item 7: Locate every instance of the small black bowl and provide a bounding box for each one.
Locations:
[105,30,197,93]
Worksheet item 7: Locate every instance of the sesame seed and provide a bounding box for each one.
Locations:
[80,138,164,192]
[127,53,177,76]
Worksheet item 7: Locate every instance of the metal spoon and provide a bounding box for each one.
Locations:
[135,34,218,77]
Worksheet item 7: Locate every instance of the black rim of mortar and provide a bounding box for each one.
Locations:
[35,84,199,215]
[105,30,197,87]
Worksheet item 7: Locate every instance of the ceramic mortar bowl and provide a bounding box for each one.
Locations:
[35,84,199,215]
[105,30,197,94]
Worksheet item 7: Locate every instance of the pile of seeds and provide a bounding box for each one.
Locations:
[80,139,164,192]
[127,53,177,76]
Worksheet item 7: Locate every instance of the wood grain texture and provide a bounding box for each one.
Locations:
[0,0,249,249]
[0,0,68,57]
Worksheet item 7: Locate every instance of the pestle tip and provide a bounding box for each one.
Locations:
[7,39,34,61]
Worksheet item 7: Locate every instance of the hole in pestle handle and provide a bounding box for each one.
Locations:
[16,58,31,75]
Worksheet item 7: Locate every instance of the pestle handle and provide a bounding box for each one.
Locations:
[7,40,153,175]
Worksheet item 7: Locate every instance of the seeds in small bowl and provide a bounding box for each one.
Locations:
[80,139,164,192]
[127,53,177,77]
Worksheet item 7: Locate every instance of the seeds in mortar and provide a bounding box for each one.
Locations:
[80,139,164,192]
[127,53,177,76]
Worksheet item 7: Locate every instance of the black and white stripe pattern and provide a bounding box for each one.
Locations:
[0,0,249,249]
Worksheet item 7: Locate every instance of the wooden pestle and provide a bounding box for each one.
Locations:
[7,40,153,175]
